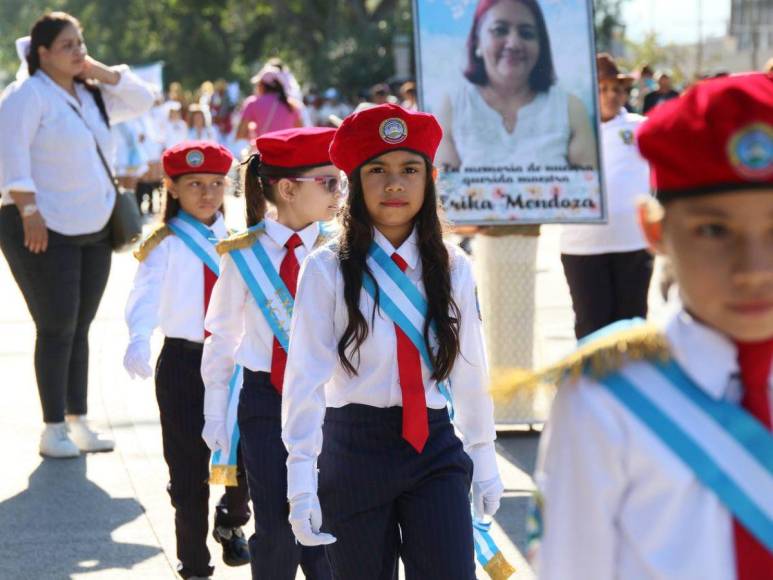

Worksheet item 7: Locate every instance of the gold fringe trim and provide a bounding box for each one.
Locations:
[209,465,239,486]
[483,551,516,580]
[490,324,670,400]
[133,225,171,262]
[216,230,261,255]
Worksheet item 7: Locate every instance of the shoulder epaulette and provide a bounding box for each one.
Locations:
[216,229,261,255]
[490,324,671,400]
[314,225,339,249]
[133,225,172,262]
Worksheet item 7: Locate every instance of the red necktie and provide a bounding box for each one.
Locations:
[203,265,217,338]
[733,338,773,579]
[270,233,303,393]
[391,252,429,453]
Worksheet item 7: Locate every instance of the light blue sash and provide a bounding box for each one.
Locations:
[599,360,773,552]
[167,210,220,275]
[227,222,293,351]
[363,241,509,573]
[210,364,243,475]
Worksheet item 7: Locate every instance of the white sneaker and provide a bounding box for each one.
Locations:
[66,416,115,453]
[39,423,80,458]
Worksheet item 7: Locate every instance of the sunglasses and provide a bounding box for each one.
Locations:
[277,175,341,193]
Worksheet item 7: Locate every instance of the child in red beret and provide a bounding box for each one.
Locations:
[534,73,773,580]
[281,104,503,578]
[201,127,340,580]
[124,140,251,579]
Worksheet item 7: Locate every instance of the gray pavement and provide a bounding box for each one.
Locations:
[0,199,659,579]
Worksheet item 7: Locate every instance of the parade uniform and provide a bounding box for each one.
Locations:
[281,105,504,579]
[125,141,250,579]
[201,128,336,580]
[534,73,773,580]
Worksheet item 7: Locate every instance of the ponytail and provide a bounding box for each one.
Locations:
[243,153,271,227]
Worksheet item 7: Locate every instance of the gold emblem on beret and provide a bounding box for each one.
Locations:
[379,118,408,145]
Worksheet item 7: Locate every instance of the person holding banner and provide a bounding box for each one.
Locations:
[123,141,251,579]
[281,104,505,579]
[201,127,340,580]
[436,0,596,171]
[533,74,773,579]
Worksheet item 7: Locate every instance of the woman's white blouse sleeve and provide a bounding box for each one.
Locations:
[448,250,499,482]
[0,81,43,194]
[201,254,248,414]
[281,250,336,500]
[100,65,154,125]
[125,241,168,343]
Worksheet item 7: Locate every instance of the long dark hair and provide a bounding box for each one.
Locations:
[337,158,460,381]
[261,78,293,112]
[463,0,555,93]
[27,11,110,127]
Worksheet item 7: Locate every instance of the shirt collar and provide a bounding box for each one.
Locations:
[373,227,419,271]
[36,70,82,109]
[661,303,739,400]
[264,218,320,250]
[602,108,628,126]
[211,212,227,239]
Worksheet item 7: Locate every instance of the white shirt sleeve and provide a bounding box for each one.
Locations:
[447,250,499,482]
[281,251,336,500]
[535,378,626,580]
[0,81,43,194]
[100,65,155,125]
[201,254,248,419]
[125,240,168,343]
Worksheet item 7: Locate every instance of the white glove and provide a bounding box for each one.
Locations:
[201,419,228,455]
[473,475,504,521]
[288,493,337,546]
[123,340,152,379]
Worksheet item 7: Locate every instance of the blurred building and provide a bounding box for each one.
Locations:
[730,0,773,68]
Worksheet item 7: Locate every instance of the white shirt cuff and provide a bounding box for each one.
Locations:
[1,178,37,196]
[203,386,228,421]
[286,460,317,501]
[467,442,500,482]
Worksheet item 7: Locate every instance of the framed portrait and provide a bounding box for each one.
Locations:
[413,0,606,225]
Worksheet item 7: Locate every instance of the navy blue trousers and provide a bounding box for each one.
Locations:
[156,338,252,579]
[318,404,476,580]
[238,369,331,580]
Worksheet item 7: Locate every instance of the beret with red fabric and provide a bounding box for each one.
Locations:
[163,140,234,178]
[329,103,443,175]
[255,127,336,171]
[636,72,773,203]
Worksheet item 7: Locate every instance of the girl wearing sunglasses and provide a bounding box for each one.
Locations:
[201,127,340,580]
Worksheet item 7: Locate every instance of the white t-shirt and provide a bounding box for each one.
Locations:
[560,109,650,255]
[0,67,154,235]
[450,79,570,168]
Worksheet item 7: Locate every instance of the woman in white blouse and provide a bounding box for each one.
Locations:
[0,11,153,458]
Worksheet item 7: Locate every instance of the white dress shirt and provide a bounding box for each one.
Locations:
[560,108,650,255]
[0,67,154,235]
[125,214,227,344]
[201,219,321,411]
[281,228,499,501]
[535,304,773,580]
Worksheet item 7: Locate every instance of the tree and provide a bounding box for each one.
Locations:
[593,0,629,54]
[0,0,414,95]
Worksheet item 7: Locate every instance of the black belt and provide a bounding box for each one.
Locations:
[163,337,204,351]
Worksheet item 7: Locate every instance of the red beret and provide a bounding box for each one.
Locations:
[636,73,773,202]
[329,103,443,175]
[163,140,234,178]
[255,127,336,170]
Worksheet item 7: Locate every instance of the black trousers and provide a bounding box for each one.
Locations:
[318,404,475,580]
[238,369,331,580]
[156,338,251,579]
[561,249,654,340]
[0,205,111,423]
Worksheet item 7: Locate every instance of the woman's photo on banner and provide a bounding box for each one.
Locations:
[414,0,605,225]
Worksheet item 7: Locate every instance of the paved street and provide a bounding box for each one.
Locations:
[0,195,665,579]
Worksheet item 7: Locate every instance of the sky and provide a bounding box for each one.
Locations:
[622,0,732,45]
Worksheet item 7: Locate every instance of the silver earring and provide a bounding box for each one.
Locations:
[475,48,482,58]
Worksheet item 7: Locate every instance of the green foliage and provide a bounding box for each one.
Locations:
[593,0,628,54]
[0,0,413,93]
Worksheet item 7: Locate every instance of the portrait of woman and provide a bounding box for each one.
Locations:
[435,0,597,171]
